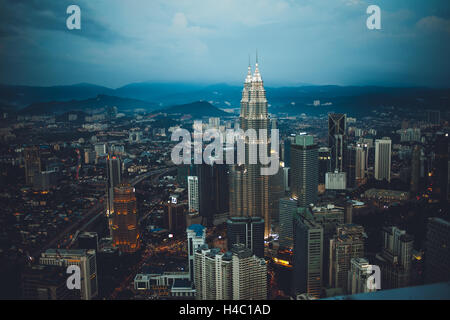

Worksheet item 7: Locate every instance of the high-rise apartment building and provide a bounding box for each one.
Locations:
[187,224,206,282]
[375,226,414,289]
[194,246,232,300]
[231,244,267,300]
[329,224,365,292]
[187,176,199,213]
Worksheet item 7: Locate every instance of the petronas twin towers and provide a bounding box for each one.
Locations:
[229,59,270,237]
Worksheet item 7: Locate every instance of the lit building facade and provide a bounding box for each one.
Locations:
[111,184,140,254]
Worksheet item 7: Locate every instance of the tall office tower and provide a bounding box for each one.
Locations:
[268,162,285,225]
[226,217,264,258]
[39,249,98,300]
[24,146,41,185]
[187,176,199,213]
[21,265,79,300]
[433,132,449,202]
[345,144,357,188]
[347,258,376,295]
[283,167,290,192]
[165,196,187,233]
[328,113,346,172]
[187,224,206,282]
[283,137,293,168]
[410,145,421,195]
[231,244,267,300]
[375,138,392,182]
[329,224,365,292]
[111,184,140,254]
[229,165,245,217]
[310,204,345,287]
[279,197,298,249]
[198,163,229,226]
[375,226,414,289]
[318,147,331,185]
[176,164,197,188]
[293,210,323,298]
[106,155,122,225]
[78,232,99,252]
[424,217,450,284]
[290,134,319,207]
[355,143,368,184]
[194,246,232,300]
[230,61,270,237]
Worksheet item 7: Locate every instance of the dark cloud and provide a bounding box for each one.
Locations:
[0,0,126,43]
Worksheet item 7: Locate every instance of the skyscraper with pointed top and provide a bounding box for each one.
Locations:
[230,57,270,238]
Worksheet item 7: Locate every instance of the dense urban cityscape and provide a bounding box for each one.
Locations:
[0,0,449,307]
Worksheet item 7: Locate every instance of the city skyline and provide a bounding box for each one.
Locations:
[0,0,449,306]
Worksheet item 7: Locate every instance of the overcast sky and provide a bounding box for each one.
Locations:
[0,0,449,88]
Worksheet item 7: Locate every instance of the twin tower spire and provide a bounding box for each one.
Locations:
[245,52,262,83]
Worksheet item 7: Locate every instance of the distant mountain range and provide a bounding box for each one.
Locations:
[1,82,449,117]
[153,101,230,119]
[20,94,157,115]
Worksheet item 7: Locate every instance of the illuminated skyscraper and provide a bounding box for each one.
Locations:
[111,184,140,254]
[230,59,270,237]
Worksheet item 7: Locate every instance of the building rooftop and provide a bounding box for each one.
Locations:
[187,224,205,237]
